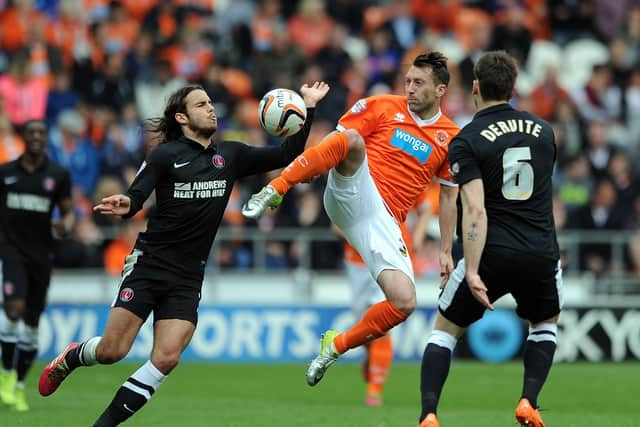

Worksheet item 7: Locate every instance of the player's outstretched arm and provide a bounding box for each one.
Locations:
[460,179,493,310]
[94,194,131,216]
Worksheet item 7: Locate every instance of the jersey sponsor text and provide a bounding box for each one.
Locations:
[390,128,433,163]
[6,192,51,212]
[173,180,227,199]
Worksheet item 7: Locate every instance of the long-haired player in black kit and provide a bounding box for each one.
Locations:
[38,82,329,426]
[418,51,561,427]
[0,120,74,412]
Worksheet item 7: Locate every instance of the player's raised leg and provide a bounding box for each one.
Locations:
[418,313,463,426]
[242,129,362,219]
[92,319,194,427]
[39,307,143,396]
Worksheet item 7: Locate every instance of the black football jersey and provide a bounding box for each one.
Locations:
[123,109,315,280]
[449,104,559,260]
[0,157,71,260]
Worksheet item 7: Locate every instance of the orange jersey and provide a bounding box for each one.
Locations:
[337,95,459,223]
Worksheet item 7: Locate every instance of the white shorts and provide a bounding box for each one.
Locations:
[346,261,386,319]
[324,158,415,284]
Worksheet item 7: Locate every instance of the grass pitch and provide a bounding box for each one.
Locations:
[2,361,637,426]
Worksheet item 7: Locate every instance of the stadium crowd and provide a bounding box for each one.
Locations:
[1,0,640,281]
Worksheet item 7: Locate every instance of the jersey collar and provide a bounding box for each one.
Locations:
[473,102,513,119]
[180,136,215,151]
[408,107,442,126]
[17,155,49,174]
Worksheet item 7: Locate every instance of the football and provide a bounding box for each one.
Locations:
[258,88,307,137]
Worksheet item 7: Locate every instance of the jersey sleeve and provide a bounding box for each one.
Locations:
[436,152,457,187]
[235,108,315,178]
[336,97,382,138]
[448,137,481,186]
[123,144,170,219]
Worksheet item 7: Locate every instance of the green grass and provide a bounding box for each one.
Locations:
[3,361,638,426]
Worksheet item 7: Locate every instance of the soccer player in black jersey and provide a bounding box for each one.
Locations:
[38,82,329,426]
[418,52,561,427]
[0,120,74,411]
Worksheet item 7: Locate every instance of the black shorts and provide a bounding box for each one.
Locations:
[439,247,563,327]
[0,246,52,314]
[112,250,202,325]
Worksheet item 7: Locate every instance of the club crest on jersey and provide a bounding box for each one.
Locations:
[212,154,225,169]
[451,162,460,176]
[435,130,449,146]
[120,287,134,302]
[350,99,367,114]
[43,177,55,191]
[390,128,433,163]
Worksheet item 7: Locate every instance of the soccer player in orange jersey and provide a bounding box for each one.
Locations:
[242,52,460,386]
[337,192,433,407]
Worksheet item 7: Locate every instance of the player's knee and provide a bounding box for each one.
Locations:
[151,351,181,374]
[3,300,25,321]
[391,294,416,315]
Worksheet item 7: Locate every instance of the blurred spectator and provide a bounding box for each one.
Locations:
[529,66,569,121]
[101,0,139,55]
[18,15,64,86]
[160,26,213,80]
[571,63,622,122]
[288,0,334,58]
[251,0,284,53]
[566,177,627,276]
[124,31,155,83]
[46,71,79,128]
[381,0,422,52]
[313,23,352,86]
[555,154,593,214]
[593,0,631,41]
[548,0,595,45]
[457,17,492,91]
[89,53,134,111]
[607,152,638,212]
[135,59,187,120]
[585,120,615,177]
[48,109,100,197]
[618,4,640,65]
[490,4,533,66]
[46,0,92,68]
[0,53,48,128]
[410,0,461,33]
[552,98,582,163]
[366,27,402,86]
[0,0,45,54]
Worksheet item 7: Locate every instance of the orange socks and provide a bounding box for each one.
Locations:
[367,334,393,395]
[334,301,408,354]
[270,132,350,195]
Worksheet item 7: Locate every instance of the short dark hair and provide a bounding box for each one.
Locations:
[146,84,203,143]
[22,119,47,135]
[473,51,518,102]
[413,52,450,85]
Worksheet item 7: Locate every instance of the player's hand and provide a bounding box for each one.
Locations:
[94,194,131,216]
[438,251,454,289]
[300,81,330,108]
[466,273,494,310]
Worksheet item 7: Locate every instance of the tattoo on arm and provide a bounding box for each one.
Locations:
[466,222,478,241]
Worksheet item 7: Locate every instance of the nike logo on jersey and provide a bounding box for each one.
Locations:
[173,161,191,168]
[3,176,18,185]
[123,404,135,413]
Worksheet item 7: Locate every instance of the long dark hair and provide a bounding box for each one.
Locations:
[146,84,204,143]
